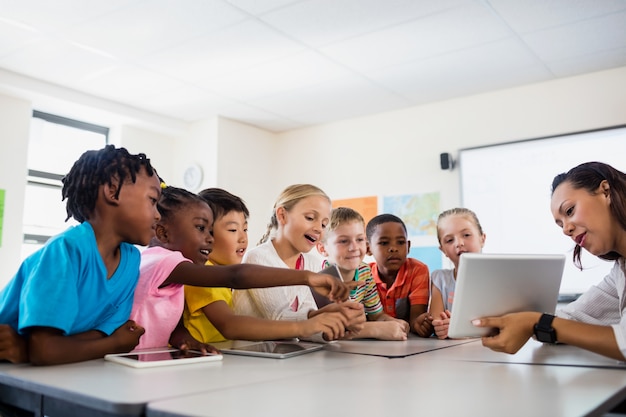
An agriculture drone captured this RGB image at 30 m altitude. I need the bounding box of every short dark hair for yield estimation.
[366,213,407,241]
[61,145,157,223]
[198,188,249,221]
[552,161,626,268]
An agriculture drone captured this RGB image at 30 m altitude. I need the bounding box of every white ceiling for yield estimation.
[0,0,625,133]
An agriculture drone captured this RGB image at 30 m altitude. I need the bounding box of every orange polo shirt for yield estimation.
[369,257,430,320]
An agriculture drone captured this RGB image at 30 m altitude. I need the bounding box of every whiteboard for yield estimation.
[459,125,626,295]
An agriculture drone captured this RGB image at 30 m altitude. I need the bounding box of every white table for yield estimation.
[3,338,626,417]
[324,334,475,357]
[425,337,626,369]
[0,350,385,417]
[145,349,626,417]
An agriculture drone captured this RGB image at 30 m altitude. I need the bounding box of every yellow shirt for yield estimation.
[183,260,233,343]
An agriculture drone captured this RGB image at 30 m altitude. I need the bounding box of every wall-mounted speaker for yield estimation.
[440,152,455,170]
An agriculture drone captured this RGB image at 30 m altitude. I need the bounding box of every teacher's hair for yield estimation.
[551,161,626,268]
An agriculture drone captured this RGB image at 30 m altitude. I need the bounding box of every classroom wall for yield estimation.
[0,66,625,288]
[216,117,278,244]
[0,95,31,283]
[261,66,626,237]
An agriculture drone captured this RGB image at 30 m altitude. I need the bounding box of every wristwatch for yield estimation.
[534,313,557,344]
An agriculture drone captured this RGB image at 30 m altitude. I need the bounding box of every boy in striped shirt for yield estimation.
[316,207,409,340]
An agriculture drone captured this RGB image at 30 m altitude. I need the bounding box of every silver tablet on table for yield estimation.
[447,253,565,339]
[217,340,325,359]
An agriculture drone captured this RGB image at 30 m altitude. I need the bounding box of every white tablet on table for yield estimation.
[447,253,565,339]
[105,348,223,368]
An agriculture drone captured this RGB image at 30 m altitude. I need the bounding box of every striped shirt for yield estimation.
[322,261,383,316]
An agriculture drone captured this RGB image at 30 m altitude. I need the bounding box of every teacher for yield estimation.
[474,161,626,361]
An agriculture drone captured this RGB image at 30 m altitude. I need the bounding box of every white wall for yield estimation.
[1,66,625,288]
[217,117,278,244]
[0,95,31,286]
[268,66,626,230]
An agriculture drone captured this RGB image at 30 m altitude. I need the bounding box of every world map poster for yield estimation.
[383,192,442,271]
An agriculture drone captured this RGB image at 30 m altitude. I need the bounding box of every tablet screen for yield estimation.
[233,342,307,354]
[126,350,208,362]
[219,341,325,359]
[105,349,223,368]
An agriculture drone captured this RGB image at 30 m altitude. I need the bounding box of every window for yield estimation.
[22,111,108,259]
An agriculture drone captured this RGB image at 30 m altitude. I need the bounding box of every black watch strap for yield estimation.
[534,313,557,344]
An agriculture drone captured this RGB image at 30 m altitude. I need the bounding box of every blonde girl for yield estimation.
[234,184,365,336]
[430,208,486,339]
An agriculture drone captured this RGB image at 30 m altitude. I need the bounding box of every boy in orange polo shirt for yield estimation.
[366,214,433,337]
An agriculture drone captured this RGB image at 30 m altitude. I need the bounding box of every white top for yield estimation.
[431,268,456,311]
[557,258,626,358]
[233,240,323,321]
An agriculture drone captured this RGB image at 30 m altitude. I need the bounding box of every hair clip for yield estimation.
[160,182,167,189]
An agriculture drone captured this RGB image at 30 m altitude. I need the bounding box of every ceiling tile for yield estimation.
[320,2,513,72]
[0,38,118,86]
[0,19,42,57]
[249,75,410,124]
[259,0,470,47]
[142,19,305,81]
[546,47,626,77]
[366,38,554,103]
[75,65,189,105]
[197,51,354,101]
[521,10,626,62]
[227,0,302,15]
[0,0,137,30]
[59,0,247,58]
[488,0,626,33]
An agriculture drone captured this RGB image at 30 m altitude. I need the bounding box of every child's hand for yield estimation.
[374,320,409,341]
[414,312,434,337]
[169,323,220,355]
[306,271,350,302]
[302,312,349,341]
[432,310,451,339]
[111,320,145,352]
[0,324,28,363]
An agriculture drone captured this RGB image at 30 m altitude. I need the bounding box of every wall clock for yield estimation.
[183,163,203,190]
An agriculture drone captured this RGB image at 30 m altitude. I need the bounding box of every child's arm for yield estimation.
[311,302,366,335]
[166,263,352,302]
[345,321,408,341]
[430,285,450,339]
[26,321,144,366]
[0,324,28,363]
[203,300,349,341]
[409,303,430,336]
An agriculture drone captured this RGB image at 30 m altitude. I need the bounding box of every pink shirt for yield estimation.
[131,246,188,349]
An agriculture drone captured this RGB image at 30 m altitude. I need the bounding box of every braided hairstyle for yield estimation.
[61,145,157,223]
[158,186,208,224]
[198,188,249,221]
[551,161,626,269]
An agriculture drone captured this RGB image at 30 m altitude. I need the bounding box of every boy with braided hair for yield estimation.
[0,145,161,365]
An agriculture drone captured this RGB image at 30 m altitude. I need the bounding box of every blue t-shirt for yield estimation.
[0,222,140,336]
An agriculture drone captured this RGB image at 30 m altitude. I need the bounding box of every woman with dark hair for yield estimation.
[474,161,626,361]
